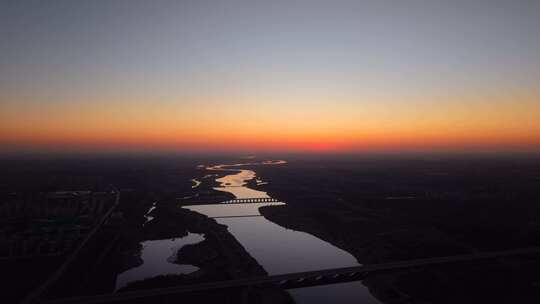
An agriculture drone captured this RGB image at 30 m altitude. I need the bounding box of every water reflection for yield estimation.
[214,184,268,199]
[191,178,201,188]
[216,169,255,187]
[185,202,284,218]
[213,169,268,198]
[184,159,379,303]
[184,202,359,275]
[290,281,380,304]
[206,160,285,199]
[142,202,156,227]
[115,233,204,290]
[217,216,359,274]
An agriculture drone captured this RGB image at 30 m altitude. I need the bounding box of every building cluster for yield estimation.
[0,189,117,259]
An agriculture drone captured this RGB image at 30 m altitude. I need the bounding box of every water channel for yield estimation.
[116,160,380,303]
[115,233,205,290]
[184,160,380,304]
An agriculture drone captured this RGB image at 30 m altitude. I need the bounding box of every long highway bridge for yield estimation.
[221,197,281,204]
[44,246,540,304]
[180,196,282,205]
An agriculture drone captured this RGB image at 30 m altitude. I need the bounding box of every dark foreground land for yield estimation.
[0,154,290,303]
[1,153,540,303]
[252,153,540,303]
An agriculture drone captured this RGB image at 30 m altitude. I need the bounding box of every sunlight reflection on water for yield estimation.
[115,233,204,290]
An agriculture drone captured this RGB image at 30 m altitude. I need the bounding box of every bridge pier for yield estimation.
[218,197,280,204]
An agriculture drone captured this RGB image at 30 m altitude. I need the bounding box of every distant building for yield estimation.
[0,188,117,259]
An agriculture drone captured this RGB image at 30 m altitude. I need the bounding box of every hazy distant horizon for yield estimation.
[1,146,539,161]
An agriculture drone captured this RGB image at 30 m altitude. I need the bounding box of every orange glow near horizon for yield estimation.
[3,1,540,155]
[2,91,540,153]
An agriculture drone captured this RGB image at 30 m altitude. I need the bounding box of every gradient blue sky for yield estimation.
[1,0,540,152]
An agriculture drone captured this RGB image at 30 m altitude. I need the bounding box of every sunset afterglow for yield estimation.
[1,1,539,154]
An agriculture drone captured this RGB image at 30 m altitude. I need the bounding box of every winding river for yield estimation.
[116,159,379,303]
[184,160,380,304]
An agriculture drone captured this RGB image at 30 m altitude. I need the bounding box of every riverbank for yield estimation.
[117,193,295,303]
[250,156,540,303]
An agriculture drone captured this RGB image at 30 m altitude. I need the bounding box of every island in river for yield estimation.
[114,159,379,303]
[111,156,540,303]
[4,154,540,303]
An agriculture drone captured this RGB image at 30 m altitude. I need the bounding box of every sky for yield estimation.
[1,0,540,154]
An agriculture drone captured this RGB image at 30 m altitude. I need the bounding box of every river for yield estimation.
[116,159,379,303]
[183,160,380,304]
[115,233,204,290]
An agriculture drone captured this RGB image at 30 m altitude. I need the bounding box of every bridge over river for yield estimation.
[222,197,281,204]
[30,159,540,304]
[44,246,540,304]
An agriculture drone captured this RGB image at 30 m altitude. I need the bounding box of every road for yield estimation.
[45,245,540,304]
[24,187,121,304]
